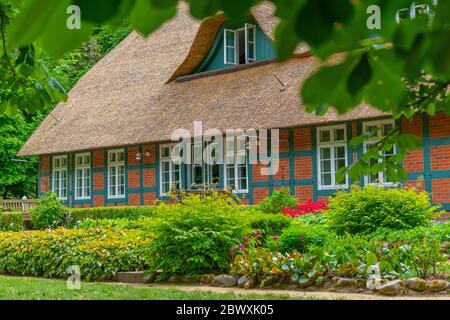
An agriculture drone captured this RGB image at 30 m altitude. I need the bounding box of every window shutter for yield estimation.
[245,23,256,63]
[224,29,236,65]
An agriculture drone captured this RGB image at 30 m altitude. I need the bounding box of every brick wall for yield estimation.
[295,185,313,203]
[402,116,424,173]
[273,158,289,181]
[431,145,450,171]
[294,127,311,151]
[252,187,269,204]
[295,157,313,179]
[430,113,450,138]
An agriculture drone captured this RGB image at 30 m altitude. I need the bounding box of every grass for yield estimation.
[0,276,294,300]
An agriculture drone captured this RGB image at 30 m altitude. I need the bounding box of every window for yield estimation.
[224,24,256,65]
[225,136,248,193]
[75,153,91,200]
[108,150,125,199]
[317,125,348,190]
[160,144,181,196]
[363,119,397,186]
[52,155,68,200]
[190,141,221,187]
[224,29,236,65]
[395,1,436,23]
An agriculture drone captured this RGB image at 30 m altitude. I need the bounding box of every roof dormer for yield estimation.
[193,18,276,74]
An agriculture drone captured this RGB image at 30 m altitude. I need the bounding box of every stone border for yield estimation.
[116,272,450,297]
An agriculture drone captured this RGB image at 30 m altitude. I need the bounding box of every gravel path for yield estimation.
[144,284,450,300]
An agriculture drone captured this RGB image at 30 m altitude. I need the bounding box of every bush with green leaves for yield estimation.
[76,216,161,233]
[368,222,450,244]
[0,228,152,281]
[327,186,441,235]
[68,206,156,226]
[29,192,68,230]
[279,219,334,254]
[146,196,247,276]
[0,212,24,231]
[257,188,297,214]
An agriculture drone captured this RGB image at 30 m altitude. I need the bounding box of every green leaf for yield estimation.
[301,56,360,114]
[221,0,256,20]
[274,21,300,62]
[321,0,354,24]
[187,0,221,20]
[130,0,177,36]
[366,252,377,266]
[295,0,334,47]
[73,0,124,24]
[347,53,372,96]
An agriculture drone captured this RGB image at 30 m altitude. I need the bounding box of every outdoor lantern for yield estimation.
[135,152,151,161]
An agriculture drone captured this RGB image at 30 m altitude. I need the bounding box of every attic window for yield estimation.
[224,23,256,65]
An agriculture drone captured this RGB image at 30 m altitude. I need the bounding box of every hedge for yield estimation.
[0,212,24,231]
[0,228,153,281]
[68,206,156,225]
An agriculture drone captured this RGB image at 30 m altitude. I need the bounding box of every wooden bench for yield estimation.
[1,199,37,222]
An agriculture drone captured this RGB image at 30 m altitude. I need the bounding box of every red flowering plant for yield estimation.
[281,199,327,218]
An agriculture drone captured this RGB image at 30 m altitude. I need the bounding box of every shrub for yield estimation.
[257,188,297,214]
[29,192,68,230]
[0,212,24,231]
[68,206,156,226]
[147,196,247,276]
[247,212,292,239]
[0,228,152,281]
[327,186,441,235]
[76,216,161,233]
[279,220,334,253]
[368,222,450,243]
[295,212,328,225]
[281,199,327,217]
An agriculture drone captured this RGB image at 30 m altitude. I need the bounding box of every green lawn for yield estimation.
[0,276,293,300]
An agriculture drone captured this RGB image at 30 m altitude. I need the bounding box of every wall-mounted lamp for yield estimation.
[135,152,151,161]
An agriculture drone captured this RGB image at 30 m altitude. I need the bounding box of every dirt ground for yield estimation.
[145,284,450,300]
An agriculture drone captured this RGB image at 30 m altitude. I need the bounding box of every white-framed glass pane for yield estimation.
[334,128,345,142]
[319,130,331,143]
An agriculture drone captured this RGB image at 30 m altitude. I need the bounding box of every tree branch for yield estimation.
[0,8,16,76]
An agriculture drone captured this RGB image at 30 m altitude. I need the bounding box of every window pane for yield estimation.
[321,173,332,186]
[319,130,331,143]
[226,30,235,47]
[334,128,345,141]
[335,146,346,159]
[383,123,393,136]
[320,147,331,160]
[226,47,235,64]
[109,153,116,163]
[321,160,331,173]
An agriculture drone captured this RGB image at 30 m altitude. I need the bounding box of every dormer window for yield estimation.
[224,23,256,65]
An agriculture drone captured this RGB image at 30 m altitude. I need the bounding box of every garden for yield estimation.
[0,186,449,297]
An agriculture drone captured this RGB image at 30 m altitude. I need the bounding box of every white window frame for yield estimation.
[160,144,182,196]
[224,136,248,193]
[363,119,398,187]
[74,153,91,200]
[244,23,256,64]
[316,125,349,190]
[52,155,68,200]
[224,24,257,66]
[224,29,237,65]
[108,149,126,199]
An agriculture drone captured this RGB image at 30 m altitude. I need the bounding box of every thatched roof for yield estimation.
[19,2,384,157]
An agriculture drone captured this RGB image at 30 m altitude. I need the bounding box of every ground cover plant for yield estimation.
[0,228,152,281]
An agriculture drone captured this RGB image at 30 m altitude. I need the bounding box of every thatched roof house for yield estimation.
[19,3,450,210]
